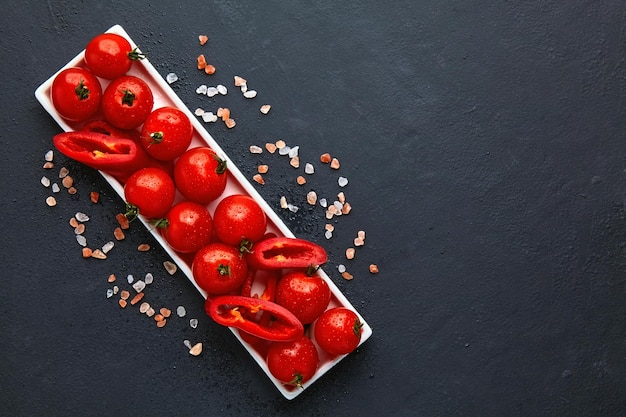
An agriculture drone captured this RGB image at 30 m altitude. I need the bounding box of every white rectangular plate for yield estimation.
[35,24,372,400]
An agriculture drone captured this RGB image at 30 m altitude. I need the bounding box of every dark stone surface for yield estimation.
[1,1,625,416]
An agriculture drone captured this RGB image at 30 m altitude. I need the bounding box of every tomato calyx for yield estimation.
[353,319,364,337]
[146,131,164,147]
[128,47,147,61]
[239,238,254,257]
[214,154,228,174]
[124,202,140,222]
[120,88,137,106]
[217,263,231,276]
[74,79,91,100]
[286,372,305,388]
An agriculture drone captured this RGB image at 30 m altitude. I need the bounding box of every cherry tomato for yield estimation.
[213,194,267,247]
[266,335,319,387]
[123,167,175,219]
[84,33,145,80]
[192,243,248,294]
[174,147,228,205]
[51,67,102,121]
[313,307,363,356]
[140,107,193,161]
[275,271,331,324]
[101,75,154,129]
[158,201,213,254]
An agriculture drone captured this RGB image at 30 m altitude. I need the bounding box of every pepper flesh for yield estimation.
[206,295,304,342]
[247,237,327,270]
[53,130,169,182]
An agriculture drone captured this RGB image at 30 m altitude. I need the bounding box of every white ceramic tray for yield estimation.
[35,24,372,400]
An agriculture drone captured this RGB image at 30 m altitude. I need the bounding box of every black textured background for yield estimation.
[1,1,625,416]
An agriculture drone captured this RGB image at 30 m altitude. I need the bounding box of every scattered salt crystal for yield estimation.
[240,84,248,93]
[164,261,177,275]
[260,105,271,114]
[75,212,89,222]
[76,235,87,247]
[325,230,333,239]
[58,167,69,178]
[106,289,113,298]
[289,156,300,168]
[275,140,286,149]
[334,201,343,212]
[196,84,208,94]
[132,280,146,293]
[307,191,317,205]
[189,342,203,356]
[338,176,349,187]
[202,112,218,123]
[249,145,263,154]
[183,339,192,349]
[51,183,60,193]
[346,248,356,260]
[194,108,205,116]
[41,176,50,187]
[319,198,328,208]
[216,84,227,95]
[127,275,134,284]
[146,307,155,317]
[243,90,257,98]
[139,302,150,313]
[190,318,198,329]
[177,306,187,317]
[144,272,154,284]
[206,87,219,97]
[288,204,299,213]
[45,150,54,162]
[234,76,247,86]
[280,196,288,209]
[305,163,315,174]
[166,73,178,84]
[113,285,119,295]
[278,146,291,156]
[288,146,299,158]
[338,264,346,273]
[102,241,114,253]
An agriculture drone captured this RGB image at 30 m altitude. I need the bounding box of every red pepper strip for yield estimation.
[206,295,304,342]
[52,131,168,182]
[81,120,140,140]
[247,237,327,270]
[240,268,256,298]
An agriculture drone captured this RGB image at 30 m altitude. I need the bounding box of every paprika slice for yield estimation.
[206,295,304,342]
[247,237,328,270]
[53,130,169,182]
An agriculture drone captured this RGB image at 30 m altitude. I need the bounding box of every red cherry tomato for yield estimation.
[213,194,267,247]
[174,147,228,205]
[51,67,102,121]
[313,307,363,356]
[158,201,213,253]
[84,33,145,80]
[275,271,331,324]
[123,167,175,219]
[101,75,154,129]
[192,243,248,294]
[140,107,193,161]
[266,335,319,387]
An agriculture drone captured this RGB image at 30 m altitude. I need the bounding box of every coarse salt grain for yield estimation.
[243,90,257,99]
[369,264,379,274]
[288,146,299,158]
[319,198,328,208]
[130,292,144,305]
[108,274,116,283]
[249,145,263,154]
[346,248,356,259]
[289,156,300,168]
[225,118,236,129]
[204,65,216,75]
[337,264,346,273]
[146,307,155,317]
[138,243,150,252]
[199,35,208,45]
[325,230,333,239]
[75,212,89,222]
[202,112,218,123]
[265,143,277,153]
[257,165,269,174]
[140,302,150,313]
[194,108,205,116]
[330,158,341,169]
[177,306,187,317]
[120,290,130,300]
[260,104,271,114]
[297,176,306,185]
[144,272,154,284]
[74,224,85,235]
[252,174,265,185]
[45,150,54,162]
[132,280,146,293]
[207,86,219,97]
[189,342,203,356]
[342,271,354,280]
[58,167,69,178]
[166,73,178,84]
[217,84,227,95]
[106,289,113,298]
[41,176,50,187]
[190,318,198,329]
[305,163,315,174]
[338,177,349,187]
[91,249,107,259]
[320,153,332,163]
[102,241,114,253]
[196,84,208,94]
[127,274,134,284]
[114,227,125,240]
[234,76,247,86]
[52,183,60,193]
[307,191,317,205]
[164,261,177,275]
[43,162,54,169]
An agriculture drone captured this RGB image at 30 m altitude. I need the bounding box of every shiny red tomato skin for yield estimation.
[160,201,213,253]
[213,194,267,246]
[140,107,193,161]
[123,167,175,219]
[174,147,227,204]
[275,271,331,324]
[313,307,363,356]
[266,336,319,387]
[101,75,154,129]
[51,67,102,121]
[84,33,134,79]
[192,243,248,294]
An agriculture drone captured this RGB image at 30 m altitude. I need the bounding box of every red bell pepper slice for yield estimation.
[206,295,304,342]
[247,237,327,270]
[52,130,168,182]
